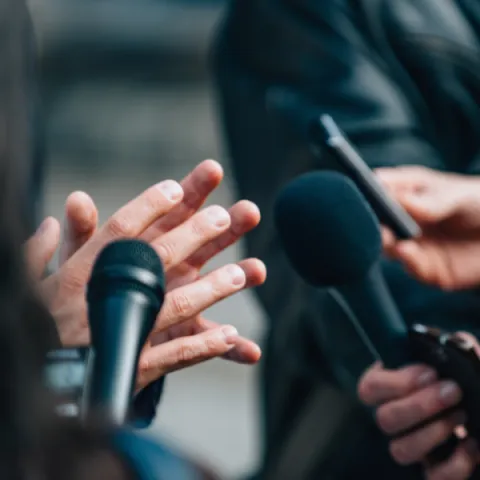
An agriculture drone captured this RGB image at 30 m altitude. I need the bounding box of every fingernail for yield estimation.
[417,369,437,387]
[207,206,230,227]
[157,180,183,201]
[37,217,51,234]
[227,265,246,286]
[222,326,238,344]
[439,381,462,404]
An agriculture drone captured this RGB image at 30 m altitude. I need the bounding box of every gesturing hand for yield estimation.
[27,160,265,391]
[376,166,480,290]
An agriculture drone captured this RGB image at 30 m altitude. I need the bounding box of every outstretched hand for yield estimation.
[26,160,265,391]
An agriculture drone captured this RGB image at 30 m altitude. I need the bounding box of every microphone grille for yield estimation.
[92,239,163,278]
[275,171,382,287]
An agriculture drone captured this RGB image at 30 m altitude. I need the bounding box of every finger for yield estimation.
[455,332,480,357]
[150,315,262,365]
[375,166,433,195]
[426,439,478,480]
[25,217,61,279]
[237,257,267,288]
[185,200,261,269]
[155,263,247,332]
[389,411,465,465]
[151,258,265,342]
[195,317,262,364]
[358,363,437,406]
[142,160,224,242]
[153,205,231,271]
[381,226,397,256]
[66,180,183,283]
[391,240,441,287]
[59,191,98,265]
[149,258,265,360]
[376,380,462,435]
[137,325,239,389]
[399,192,455,224]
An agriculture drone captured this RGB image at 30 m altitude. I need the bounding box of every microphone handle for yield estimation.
[333,265,411,369]
[334,269,462,465]
[87,292,156,424]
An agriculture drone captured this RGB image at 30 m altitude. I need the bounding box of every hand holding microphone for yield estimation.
[275,171,480,476]
[359,360,478,480]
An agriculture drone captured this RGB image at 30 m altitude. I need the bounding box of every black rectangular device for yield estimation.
[309,114,421,240]
[44,347,94,418]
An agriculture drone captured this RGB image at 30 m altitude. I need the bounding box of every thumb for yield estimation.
[59,191,98,266]
[398,190,457,225]
[25,217,61,280]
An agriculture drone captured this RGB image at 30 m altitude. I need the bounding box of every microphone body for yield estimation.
[88,291,158,424]
[330,265,410,368]
[86,241,165,424]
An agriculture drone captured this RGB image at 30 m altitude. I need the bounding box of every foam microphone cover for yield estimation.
[274,171,382,288]
[275,171,411,370]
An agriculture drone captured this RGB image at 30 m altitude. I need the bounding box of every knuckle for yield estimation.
[389,440,414,465]
[376,406,397,435]
[204,335,222,353]
[137,355,151,375]
[357,377,377,405]
[191,215,209,237]
[176,342,197,364]
[437,275,455,291]
[61,263,89,292]
[437,462,471,480]
[171,293,193,318]
[106,216,134,238]
[409,397,432,423]
[156,242,174,267]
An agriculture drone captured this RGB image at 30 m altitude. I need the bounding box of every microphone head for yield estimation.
[87,239,165,311]
[274,171,382,287]
[92,238,164,278]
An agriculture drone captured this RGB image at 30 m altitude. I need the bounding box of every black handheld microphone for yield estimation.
[274,171,410,368]
[275,171,480,460]
[85,239,165,424]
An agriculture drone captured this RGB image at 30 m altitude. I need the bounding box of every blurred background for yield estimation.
[28,0,267,477]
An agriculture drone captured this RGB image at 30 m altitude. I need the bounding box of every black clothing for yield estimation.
[213,1,480,478]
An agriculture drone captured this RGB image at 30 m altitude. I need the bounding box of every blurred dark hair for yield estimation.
[0,1,136,478]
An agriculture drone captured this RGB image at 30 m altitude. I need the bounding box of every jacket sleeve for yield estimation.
[130,377,165,428]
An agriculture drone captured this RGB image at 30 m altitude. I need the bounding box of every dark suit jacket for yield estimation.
[213,0,480,478]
